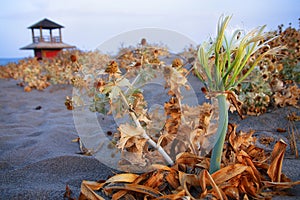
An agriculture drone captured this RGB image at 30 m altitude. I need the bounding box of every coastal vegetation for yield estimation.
[1,16,299,199]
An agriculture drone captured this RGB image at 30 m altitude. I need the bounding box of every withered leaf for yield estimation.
[226,90,244,119]
[64,184,76,200]
[104,183,162,198]
[267,139,287,182]
[157,190,186,199]
[228,124,255,152]
[224,186,239,200]
[211,164,248,185]
[105,173,139,184]
[118,123,144,137]
[80,180,105,200]
[201,170,224,200]
[163,65,188,98]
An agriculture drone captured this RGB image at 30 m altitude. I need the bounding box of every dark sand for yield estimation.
[0,77,299,199]
[0,79,114,199]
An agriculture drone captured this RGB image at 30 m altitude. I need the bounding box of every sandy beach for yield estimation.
[0,79,115,199]
[0,73,299,199]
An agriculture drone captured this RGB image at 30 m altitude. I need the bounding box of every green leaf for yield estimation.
[109,85,121,100]
[117,78,132,87]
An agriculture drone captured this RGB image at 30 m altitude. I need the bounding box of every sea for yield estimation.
[0,58,24,66]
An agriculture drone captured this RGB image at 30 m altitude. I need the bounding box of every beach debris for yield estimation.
[287,112,300,121]
[259,135,275,147]
[72,137,93,156]
[64,184,76,200]
[34,105,42,110]
[276,128,287,133]
[24,85,32,92]
[65,96,74,110]
[16,82,24,87]
[287,112,300,158]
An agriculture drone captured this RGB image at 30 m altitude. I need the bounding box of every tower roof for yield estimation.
[20,42,76,50]
[28,18,64,29]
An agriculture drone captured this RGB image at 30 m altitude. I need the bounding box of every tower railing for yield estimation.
[33,36,62,43]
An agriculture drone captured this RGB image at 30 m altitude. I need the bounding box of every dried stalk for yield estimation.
[119,91,174,166]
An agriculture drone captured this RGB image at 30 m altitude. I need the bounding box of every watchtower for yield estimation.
[21,18,75,59]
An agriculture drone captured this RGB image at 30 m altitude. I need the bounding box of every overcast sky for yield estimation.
[0,0,299,58]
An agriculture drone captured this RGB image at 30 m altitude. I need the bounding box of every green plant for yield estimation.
[195,15,280,173]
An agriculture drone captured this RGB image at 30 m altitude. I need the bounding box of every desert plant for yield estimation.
[234,25,300,116]
[69,45,180,170]
[194,15,281,173]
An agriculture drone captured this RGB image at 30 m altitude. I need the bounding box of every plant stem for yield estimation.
[119,91,174,166]
[209,94,228,174]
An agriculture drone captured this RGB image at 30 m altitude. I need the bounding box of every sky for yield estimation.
[0,0,299,58]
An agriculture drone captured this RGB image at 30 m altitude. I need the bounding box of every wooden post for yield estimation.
[39,27,43,42]
[50,29,53,42]
[31,28,35,43]
[59,28,62,42]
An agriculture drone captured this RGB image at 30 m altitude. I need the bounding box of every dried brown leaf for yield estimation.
[117,123,145,151]
[267,139,287,182]
[73,137,94,156]
[240,176,259,197]
[287,112,300,121]
[202,170,225,200]
[164,96,181,135]
[245,145,267,162]
[224,186,239,200]
[157,190,186,199]
[163,65,188,98]
[276,128,287,133]
[105,173,139,184]
[244,156,263,184]
[287,113,299,158]
[176,152,203,167]
[151,164,173,171]
[144,170,167,189]
[111,190,128,200]
[226,91,244,119]
[118,139,148,170]
[104,183,162,198]
[273,84,300,107]
[211,164,248,185]
[262,180,300,188]
[165,169,180,189]
[80,180,105,200]
[178,171,200,199]
[228,124,255,152]
[64,184,76,200]
[118,123,144,137]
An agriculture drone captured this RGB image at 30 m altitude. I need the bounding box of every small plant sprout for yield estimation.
[195,15,281,173]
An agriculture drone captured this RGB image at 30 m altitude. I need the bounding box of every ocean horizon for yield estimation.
[0,57,24,66]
